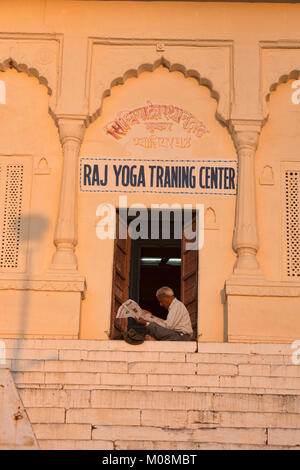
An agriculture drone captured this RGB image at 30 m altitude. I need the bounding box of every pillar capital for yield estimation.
[229,120,262,152]
[56,115,87,145]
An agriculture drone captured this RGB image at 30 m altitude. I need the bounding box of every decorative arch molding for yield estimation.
[0,58,51,95]
[89,57,221,124]
[260,41,300,119]
[87,38,233,124]
[0,33,63,111]
[266,69,300,101]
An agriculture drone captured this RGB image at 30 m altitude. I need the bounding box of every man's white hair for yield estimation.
[156,286,175,298]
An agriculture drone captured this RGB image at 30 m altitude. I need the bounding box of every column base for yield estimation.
[229,248,264,281]
[46,264,80,276]
[48,246,78,274]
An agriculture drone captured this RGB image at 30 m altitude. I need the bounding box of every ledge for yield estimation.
[0,273,86,299]
[0,338,296,354]
[0,338,197,353]
[225,279,300,297]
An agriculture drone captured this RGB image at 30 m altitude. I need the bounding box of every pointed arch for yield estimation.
[266,69,300,103]
[89,57,222,125]
[0,58,52,96]
[0,57,60,129]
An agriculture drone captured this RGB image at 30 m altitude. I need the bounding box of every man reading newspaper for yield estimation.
[117,287,193,341]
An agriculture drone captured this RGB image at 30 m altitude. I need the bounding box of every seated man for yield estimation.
[135,286,193,341]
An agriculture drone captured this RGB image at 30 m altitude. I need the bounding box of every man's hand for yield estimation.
[135,318,148,326]
[142,310,152,316]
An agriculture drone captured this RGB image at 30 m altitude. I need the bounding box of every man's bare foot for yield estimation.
[145,334,156,341]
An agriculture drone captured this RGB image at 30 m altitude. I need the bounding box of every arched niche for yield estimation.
[87,36,233,124]
[78,64,237,341]
[0,67,62,276]
[89,58,223,124]
[257,77,300,282]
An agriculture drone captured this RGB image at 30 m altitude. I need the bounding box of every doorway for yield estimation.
[130,239,181,320]
[110,208,198,339]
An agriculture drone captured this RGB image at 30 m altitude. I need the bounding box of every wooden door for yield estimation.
[181,214,198,339]
[110,213,131,338]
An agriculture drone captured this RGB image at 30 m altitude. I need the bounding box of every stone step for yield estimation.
[0,338,196,352]
[1,338,295,354]
[37,439,300,450]
[114,441,300,451]
[11,371,300,391]
[14,383,300,395]
[25,406,300,429]
[2,345,296,368]
[2,338,299,449]
[18,388,300,413]
[3,354,295,373]
[39,439,114,450]
[89,425,300,447]
[92,424,267,445]
[8,359,300,376]
[31,422,268,445]
[187,353,294,365]
[2,350,295,369]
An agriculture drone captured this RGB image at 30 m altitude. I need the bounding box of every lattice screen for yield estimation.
[0,165,24,269]
[0,157,31,272]
[285,170,300,278]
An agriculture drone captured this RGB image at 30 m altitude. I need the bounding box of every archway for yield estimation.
[78,64,236,341]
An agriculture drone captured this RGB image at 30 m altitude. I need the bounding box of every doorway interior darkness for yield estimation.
[130,238,181,320]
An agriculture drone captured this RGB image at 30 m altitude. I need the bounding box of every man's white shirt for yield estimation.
[158,297,193,336]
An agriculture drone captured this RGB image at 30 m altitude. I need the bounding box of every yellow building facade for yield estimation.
[0,0,300,343]
[1,0,300,451]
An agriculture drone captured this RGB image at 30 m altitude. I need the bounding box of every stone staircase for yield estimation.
[1,338,300,450]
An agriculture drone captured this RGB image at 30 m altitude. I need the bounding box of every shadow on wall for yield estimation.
[220,288,228,342]
[12,214,49,365]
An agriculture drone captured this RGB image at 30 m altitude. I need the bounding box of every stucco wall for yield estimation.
[0,1,300,340]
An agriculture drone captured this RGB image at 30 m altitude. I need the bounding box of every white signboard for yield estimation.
[80,157,237,196]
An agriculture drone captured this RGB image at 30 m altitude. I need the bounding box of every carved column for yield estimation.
[49,116,86,273]
[230,121,264,279]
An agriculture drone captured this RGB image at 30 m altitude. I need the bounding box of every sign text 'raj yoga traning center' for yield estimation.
[1,0,300,451]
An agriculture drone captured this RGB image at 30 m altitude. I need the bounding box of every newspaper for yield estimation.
[116,299,166,326]
[116,299,143,319]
